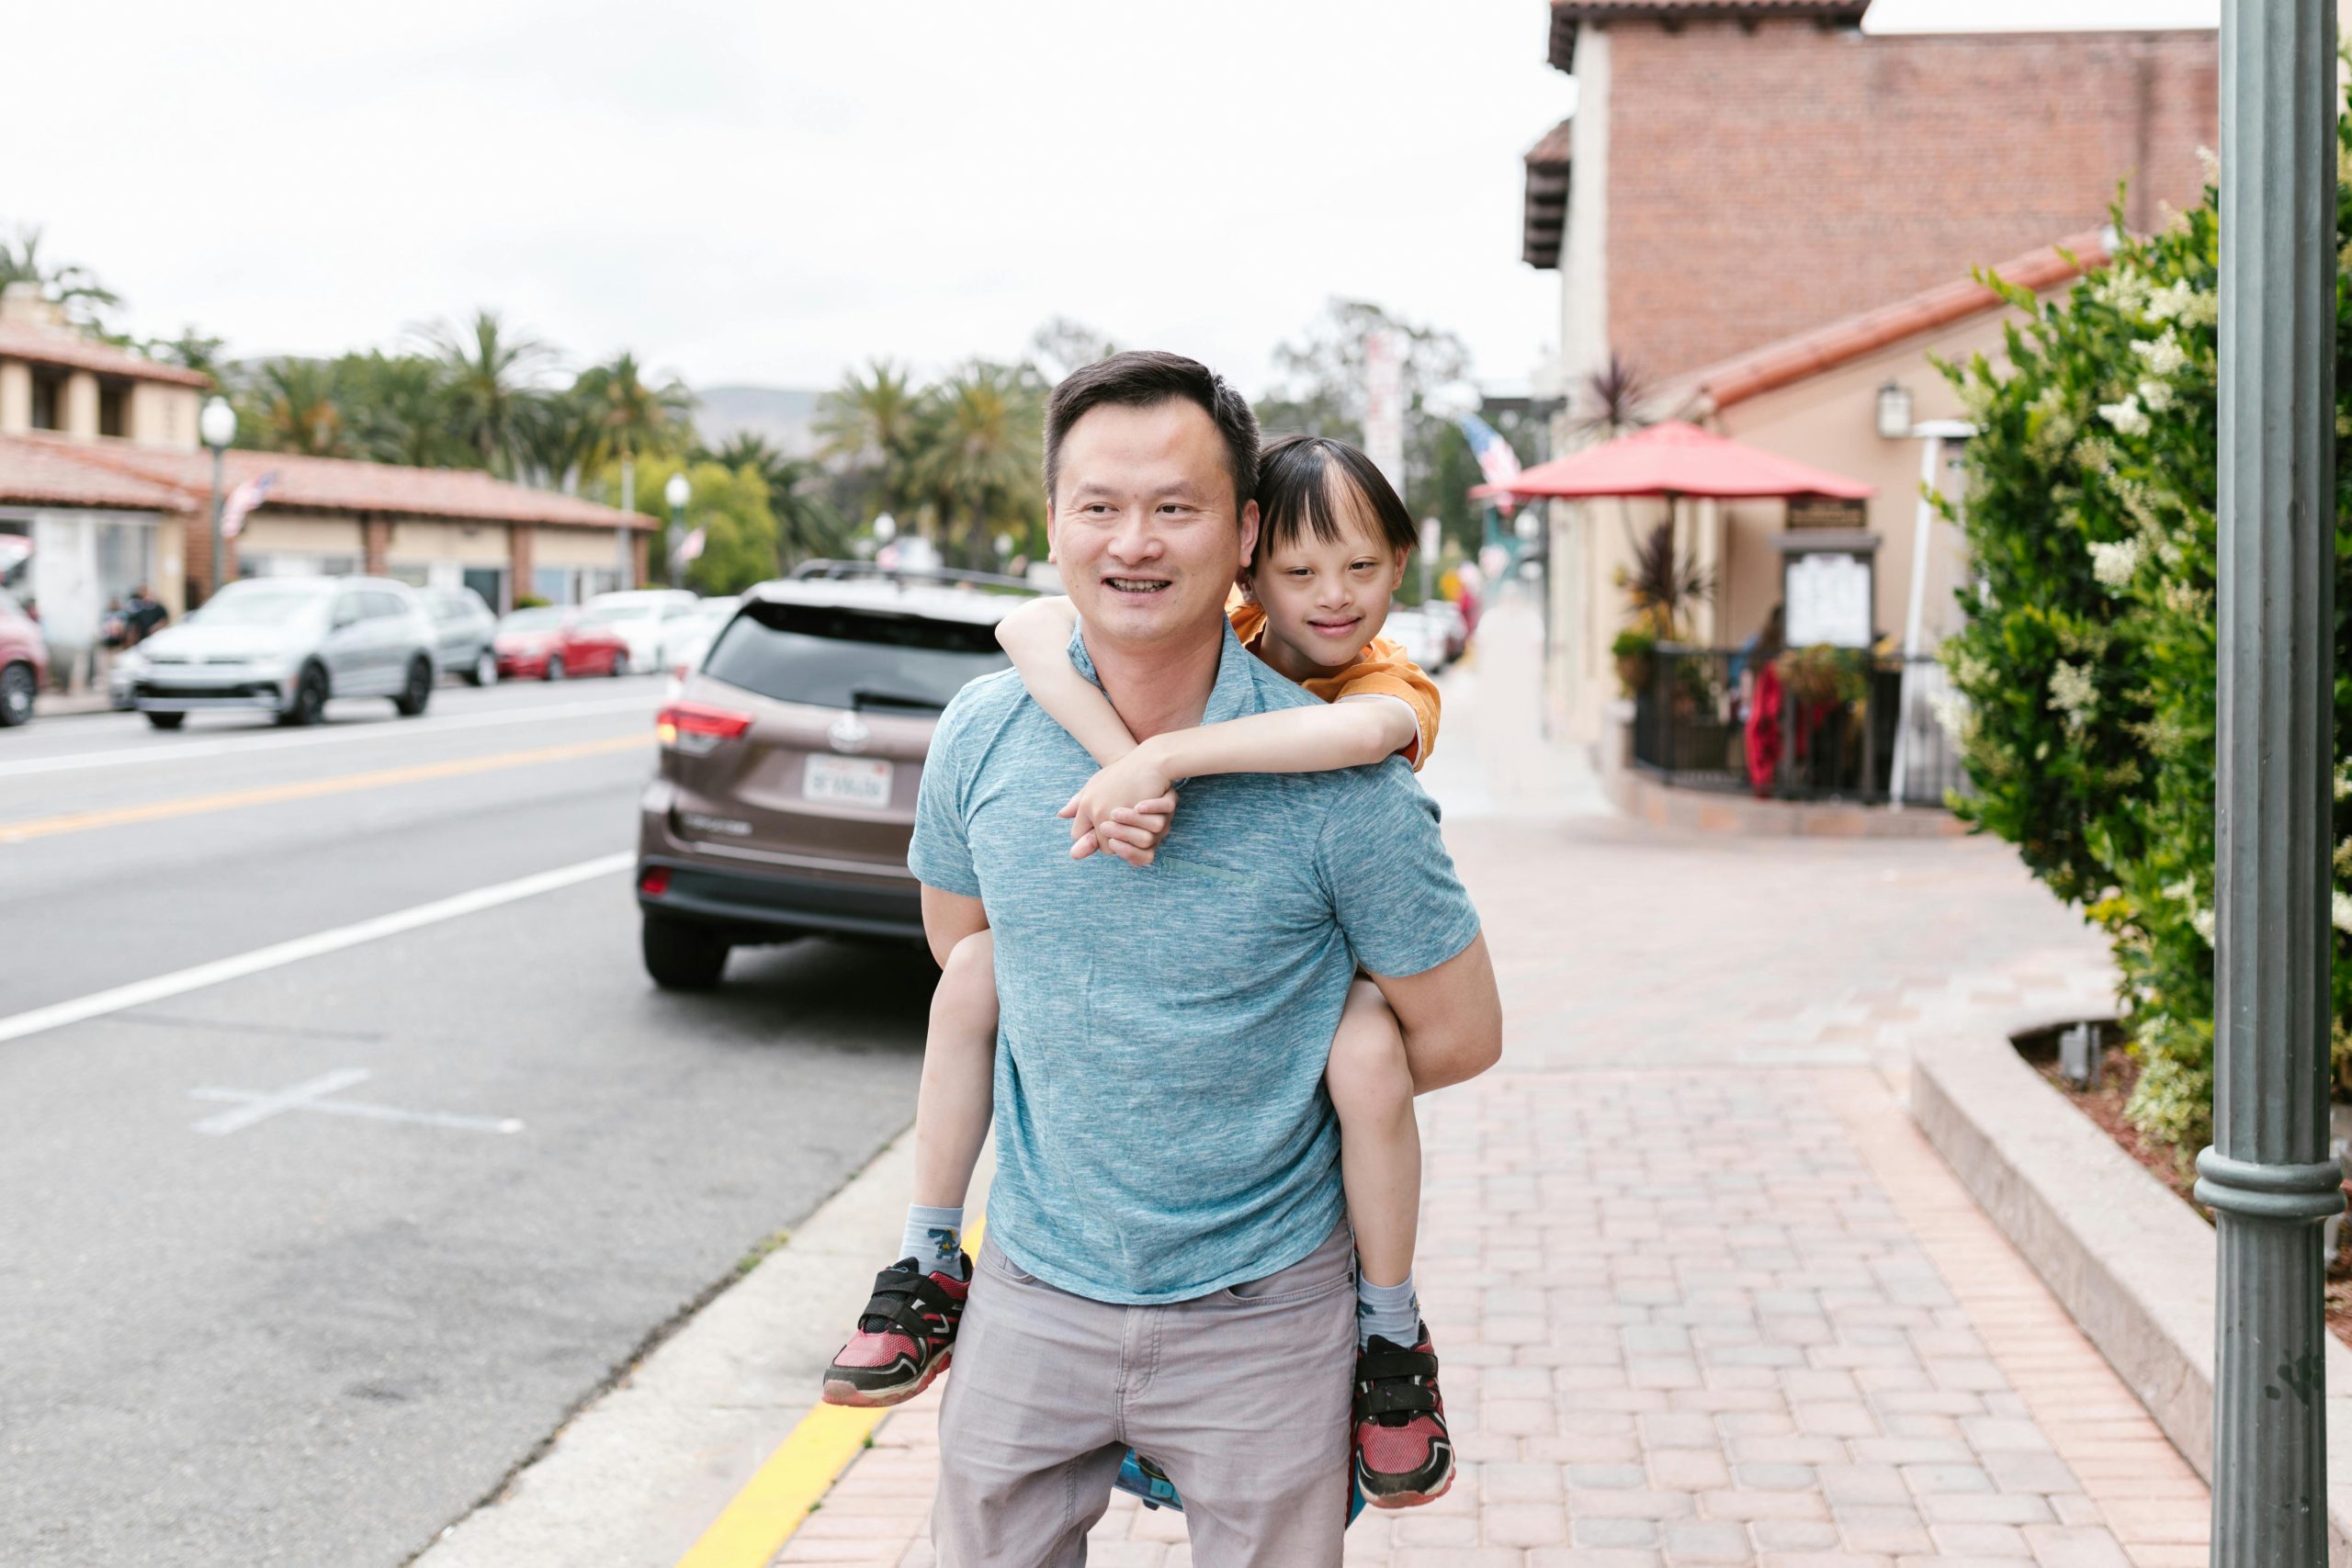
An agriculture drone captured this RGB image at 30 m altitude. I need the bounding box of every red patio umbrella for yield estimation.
[1470,421,1873,502]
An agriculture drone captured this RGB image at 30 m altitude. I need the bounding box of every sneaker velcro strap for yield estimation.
[1355,1378,1440,1421]
[857,1269,958,1339]
[1359,1347,1438,1383]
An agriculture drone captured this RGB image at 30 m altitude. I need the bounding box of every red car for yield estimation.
[0,588,47,727]
[492,606,632,681]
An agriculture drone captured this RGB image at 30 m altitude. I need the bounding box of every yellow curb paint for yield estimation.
[0,733,650,843]
[675,1214,984,1568]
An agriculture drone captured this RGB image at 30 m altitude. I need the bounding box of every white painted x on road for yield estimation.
[188,1067,525,1137]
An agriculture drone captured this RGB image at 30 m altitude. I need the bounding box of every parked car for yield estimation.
[636,562,1034,989]
[659,595,740,674]
[492,606,631,681]
[586,589,696,675]
[0,588,48,728]
[422,585,500,685]
[1425,599,1469,663]
[1383,607,1449,674]
[131,575,438,729]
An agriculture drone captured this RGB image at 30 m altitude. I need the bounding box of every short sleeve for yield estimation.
[1315,770,1481,977]
[907,700,980,897]
[1336,639,1439,775]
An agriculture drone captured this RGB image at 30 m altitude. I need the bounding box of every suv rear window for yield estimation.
[702,600,1010,714]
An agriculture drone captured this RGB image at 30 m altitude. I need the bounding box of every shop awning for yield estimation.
[1471,420,1874,502]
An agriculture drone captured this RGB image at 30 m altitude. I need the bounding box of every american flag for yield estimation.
[220,471,278,539]
[1455,414,1520,517]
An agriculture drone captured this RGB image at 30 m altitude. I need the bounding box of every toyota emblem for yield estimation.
[829,714,871,754]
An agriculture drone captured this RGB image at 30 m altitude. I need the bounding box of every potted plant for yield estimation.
[1611,626,1657,696]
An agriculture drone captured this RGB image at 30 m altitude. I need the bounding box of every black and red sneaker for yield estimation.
[821,1256,970,1407]
[1352,1324,1455,1508]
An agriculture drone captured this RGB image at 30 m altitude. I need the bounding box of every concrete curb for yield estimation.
[1911,1024,2352,1555]
[413,1128,985,1568]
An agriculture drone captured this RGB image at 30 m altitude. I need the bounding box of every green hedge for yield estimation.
[1938,133,2352,1153]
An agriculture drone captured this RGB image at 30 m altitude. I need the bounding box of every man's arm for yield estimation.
[1366,931,1502,1095]
[994,595,1136,767]
[920,885,989,971]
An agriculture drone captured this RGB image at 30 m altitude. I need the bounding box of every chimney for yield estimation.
[0,282,69,331]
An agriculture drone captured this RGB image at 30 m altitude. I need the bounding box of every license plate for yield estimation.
[803,754,894,808]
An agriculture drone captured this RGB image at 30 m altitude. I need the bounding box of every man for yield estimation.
[908,351,1502,1564]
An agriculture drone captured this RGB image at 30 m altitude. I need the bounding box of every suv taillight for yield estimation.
[656,701,753,756]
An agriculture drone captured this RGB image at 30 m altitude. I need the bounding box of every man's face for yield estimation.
[1048,400,1258,650]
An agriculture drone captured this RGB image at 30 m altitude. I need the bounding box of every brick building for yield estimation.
[1518,0,2217,743]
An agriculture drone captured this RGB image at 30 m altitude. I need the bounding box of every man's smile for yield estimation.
[1104,574,1173,596]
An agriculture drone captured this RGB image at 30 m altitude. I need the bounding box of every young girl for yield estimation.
[823,434,1456,1508]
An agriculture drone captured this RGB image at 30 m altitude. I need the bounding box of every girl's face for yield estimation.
[1244,488,1408,682]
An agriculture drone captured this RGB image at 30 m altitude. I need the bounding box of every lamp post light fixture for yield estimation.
[1874,380,1914,440]
[664,470,691,585]
[198,395,237,603]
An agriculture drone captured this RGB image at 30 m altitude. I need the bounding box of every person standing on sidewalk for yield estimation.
[905,352,1502,1566]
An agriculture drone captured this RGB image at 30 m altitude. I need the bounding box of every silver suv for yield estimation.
[636,562,1034,989]
[131,575,439,729]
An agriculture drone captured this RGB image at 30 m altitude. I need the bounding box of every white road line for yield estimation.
[189,1067,374,1135]
[0,694,655,781]
[0,852,633,1046]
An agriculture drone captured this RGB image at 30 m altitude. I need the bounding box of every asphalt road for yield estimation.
[0,674,938,1567]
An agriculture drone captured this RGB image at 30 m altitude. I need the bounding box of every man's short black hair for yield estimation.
[1043,350,1260,513]
[1253,434,1420,558]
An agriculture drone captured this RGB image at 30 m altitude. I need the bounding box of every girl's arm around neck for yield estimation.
[994,594,1136,767]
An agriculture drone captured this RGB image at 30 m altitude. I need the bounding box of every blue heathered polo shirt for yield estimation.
[908,618,1482,1304]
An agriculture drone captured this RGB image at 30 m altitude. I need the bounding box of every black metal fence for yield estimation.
[1629,643,1966,808]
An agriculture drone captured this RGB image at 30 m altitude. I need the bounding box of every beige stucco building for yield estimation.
[0,284,650,688]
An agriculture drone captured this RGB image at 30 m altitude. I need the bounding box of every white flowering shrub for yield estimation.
[1938,146,2352,1153]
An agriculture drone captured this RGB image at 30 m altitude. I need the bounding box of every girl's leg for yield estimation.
[1325,977,1419,1292]
[912,930,1000,1212]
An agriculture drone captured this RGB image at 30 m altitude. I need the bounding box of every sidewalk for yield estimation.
[766,593,2207,1566]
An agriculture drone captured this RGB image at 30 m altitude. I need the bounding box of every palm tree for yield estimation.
[521,384,606,495]
[701,433,850,568]
[574,352,694,503]
[418,310,555,476]
[814,359,922,520]
[0,224,121,329]
[244,358,350,457]
[338,352,459,468]
[912,363,1045,567]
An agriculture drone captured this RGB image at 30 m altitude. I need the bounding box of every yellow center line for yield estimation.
[0,733,651,844]
[675,1213,986,1568]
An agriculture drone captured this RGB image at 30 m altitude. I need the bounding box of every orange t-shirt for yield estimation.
[1226,592,1442,771]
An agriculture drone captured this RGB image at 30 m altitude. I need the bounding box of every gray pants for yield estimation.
[933,1223,1357,1567]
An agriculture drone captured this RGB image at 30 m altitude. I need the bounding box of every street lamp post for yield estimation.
[2199,4,2340,1563]
[664,471,690,586]
[617,455,636,592]
[198,396,236,604]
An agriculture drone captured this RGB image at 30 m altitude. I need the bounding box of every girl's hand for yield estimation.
[1059,747,1179,865]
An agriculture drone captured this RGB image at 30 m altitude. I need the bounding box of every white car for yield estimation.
[130,575,439,729]
[586,589,697,675]
[1382,608,1449,674]
[657,596,740,673]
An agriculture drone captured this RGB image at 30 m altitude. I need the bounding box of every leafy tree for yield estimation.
[575,351,695,503]
[418,310,555,477]
[145,328,229,387]
[0,223,120,330]
[1028,317,1119,383]
[1939,140,2352,1152]
[1255,299,1472,527]
[335,352,462,468]
[914,361,1046,568]
[617,454,778,595]
[240,358,351,457]
[816,358,923,525]
[699,433,850,568]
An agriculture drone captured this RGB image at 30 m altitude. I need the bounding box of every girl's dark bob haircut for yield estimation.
[1252,434,1419,560]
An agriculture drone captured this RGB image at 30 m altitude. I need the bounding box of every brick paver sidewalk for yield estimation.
[772,597,2208,1566]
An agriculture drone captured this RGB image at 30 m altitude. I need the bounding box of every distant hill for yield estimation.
[693,385,824,457]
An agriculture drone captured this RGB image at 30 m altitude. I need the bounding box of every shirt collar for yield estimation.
[1067,615,1257,729]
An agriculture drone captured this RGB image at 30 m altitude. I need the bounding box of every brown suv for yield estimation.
[636,562,1034,989]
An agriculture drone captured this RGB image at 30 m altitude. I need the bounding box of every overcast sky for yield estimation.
[9,1,2218,399]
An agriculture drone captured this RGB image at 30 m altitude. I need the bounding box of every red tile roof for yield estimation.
[0,321,213,389]
[0,434,652,530]
[1672,227,2113,412]
[0,437,196,512]
[1549,0,1871,70]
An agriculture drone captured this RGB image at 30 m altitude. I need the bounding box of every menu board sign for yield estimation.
[1784,550,1873,649]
